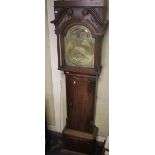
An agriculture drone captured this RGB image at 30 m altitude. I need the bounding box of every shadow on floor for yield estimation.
[46,140,103,155]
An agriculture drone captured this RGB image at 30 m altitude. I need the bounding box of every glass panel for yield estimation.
[65,25,95,68]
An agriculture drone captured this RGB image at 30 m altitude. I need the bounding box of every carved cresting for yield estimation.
[83,14,99,30]
[51,8,73,32]
[82,8,105,25]
[51,8,73,24]
[82,8,108,32]
[51,7,108,35]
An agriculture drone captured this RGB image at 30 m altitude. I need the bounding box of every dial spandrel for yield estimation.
[65,25,95,68]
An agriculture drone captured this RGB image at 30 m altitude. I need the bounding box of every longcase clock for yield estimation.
[51,0,107,154]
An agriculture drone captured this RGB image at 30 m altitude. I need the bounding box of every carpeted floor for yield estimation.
[46,140,103,155]
[45,130,104,155]
[46,147,103,155]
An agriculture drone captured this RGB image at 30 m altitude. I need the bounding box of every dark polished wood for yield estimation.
[51,0,107,154]
[63,126,98,154]
[65,73,97,132]
[55,0,106,7]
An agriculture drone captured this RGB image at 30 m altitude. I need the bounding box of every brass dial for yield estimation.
[65,25,95,68]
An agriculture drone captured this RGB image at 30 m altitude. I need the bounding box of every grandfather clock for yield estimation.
[51,0,107,154]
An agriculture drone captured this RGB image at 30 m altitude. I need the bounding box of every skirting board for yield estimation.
[48,124,57,132]
[48,125,106,143]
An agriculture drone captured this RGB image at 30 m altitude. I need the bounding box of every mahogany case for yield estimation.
[51,0,107,154]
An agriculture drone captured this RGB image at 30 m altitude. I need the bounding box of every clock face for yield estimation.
[65,25,95,68]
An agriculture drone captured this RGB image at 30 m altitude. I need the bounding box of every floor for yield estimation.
[46,146,103,155]
[45,128,104,155]
[46,138,104,155]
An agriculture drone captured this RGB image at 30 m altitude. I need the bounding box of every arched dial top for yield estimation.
[65,25,95,68]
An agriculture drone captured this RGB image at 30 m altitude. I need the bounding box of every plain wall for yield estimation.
[45,1,55,125]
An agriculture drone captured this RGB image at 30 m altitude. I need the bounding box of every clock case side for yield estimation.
[51,2,108,75]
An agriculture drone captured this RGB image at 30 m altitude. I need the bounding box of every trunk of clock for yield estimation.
[62,72,98,154]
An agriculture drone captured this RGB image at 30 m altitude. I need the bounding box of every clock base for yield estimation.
[62,126,98,155]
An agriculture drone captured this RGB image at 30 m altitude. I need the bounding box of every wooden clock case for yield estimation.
[51,0,107,154]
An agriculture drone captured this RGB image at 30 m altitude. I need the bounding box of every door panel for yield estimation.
[66,73,96,132]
